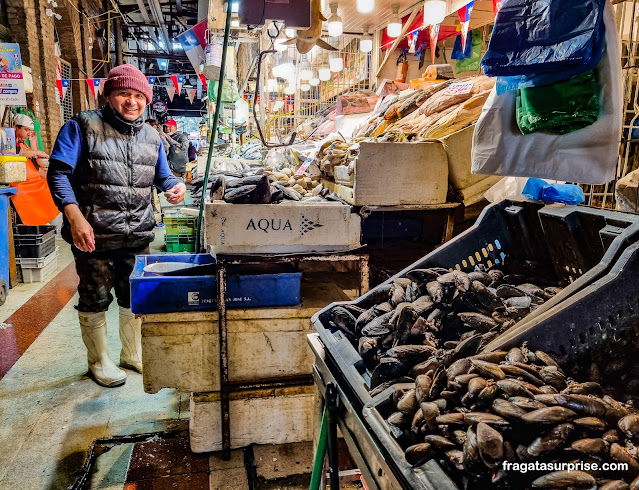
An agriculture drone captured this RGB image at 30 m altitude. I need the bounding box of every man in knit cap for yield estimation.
[47,64,186,388]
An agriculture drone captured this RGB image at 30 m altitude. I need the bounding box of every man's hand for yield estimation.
[64,204,95,252]
[165,182,186,204]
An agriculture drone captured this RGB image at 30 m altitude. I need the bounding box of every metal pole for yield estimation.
[216,260,231,459]
[195,3,233,252]
[114,18,124,66]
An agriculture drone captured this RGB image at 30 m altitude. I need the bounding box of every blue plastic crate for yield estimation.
[130,253,302,314]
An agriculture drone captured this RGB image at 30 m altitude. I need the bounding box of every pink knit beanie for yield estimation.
[103,64,153,103]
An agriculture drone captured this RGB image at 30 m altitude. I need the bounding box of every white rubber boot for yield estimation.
[119,307,143,373]
[79,311,127,387]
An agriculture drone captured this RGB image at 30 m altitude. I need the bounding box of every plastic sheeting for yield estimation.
[481,0,606,78]
[471,1,621,185]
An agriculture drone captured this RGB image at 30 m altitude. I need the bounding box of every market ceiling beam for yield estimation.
[135,0,152,23]
[123,51,189,60]
[375,5,420,79]
[147,0,172,51]
[175,0,182,14]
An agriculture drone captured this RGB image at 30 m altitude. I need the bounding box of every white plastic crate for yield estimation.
[19,249,58,283]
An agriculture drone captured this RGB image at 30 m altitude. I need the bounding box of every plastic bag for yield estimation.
[484,177,529,203]
[481,0,606,77]
[451,32,472,60]
[208,80,239,103]
[471,1,620,185]
[455,30,483,75]
[522,178,585,204]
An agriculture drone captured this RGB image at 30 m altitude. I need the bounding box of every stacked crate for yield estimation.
[13,225,58,282]
[163,211,196,253]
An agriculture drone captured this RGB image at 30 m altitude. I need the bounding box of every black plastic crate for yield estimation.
[485,239,639,365]
[13,225,56,258]
[311,197,639,408]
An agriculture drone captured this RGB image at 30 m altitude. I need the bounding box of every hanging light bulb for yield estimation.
[285,27,295,38]
[357,0,374,13]
[387,4,402,38]
[284,85,295,95]
[423,0,447,26]
[301,83,311,92]
[274,37,288,52]
[299,56,313,80]
[309,77,320,86]
[329,54,344,73]
[327,3,343,37]
[318,65,331,81]
[360,25,373,53]
[273,57,296,80]
[267,78,278,92]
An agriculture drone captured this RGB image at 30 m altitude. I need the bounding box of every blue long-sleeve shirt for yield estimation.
[47,119,181,210]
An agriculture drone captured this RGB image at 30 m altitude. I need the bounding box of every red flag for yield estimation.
[430,24,440,65]
[493,0,503,15]
[188,88,196,103]
[458,1,474,52]
[98,79,106,95]
[170,75,183,94]
[165,85,176,102]
[56,79,69,100]
[199,73,207,92]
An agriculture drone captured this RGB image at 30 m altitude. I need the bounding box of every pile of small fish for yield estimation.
[328,265,562,390]
[208,171,328,204]
[379,344,639,488]
[314,136,359,182]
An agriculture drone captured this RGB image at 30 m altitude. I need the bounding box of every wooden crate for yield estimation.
[141,282,350,394]
[204,201,361,255]
[189,384,315,453]
[321,141,449,206]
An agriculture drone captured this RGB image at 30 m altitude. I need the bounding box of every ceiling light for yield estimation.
[423,0,446,26]
[301,83,311,92]
[273,60,295,80]
[329,55,343,73]
[274,38,288,52]
[230,17,240,27]
[284,85,295,95]
[318,65,331,81]
[309,78,320,86]
[285,28,295,38]
[387,4,402,38]
[357,0,374,13]
[299,57,313,80]
[327,3,343,37]
[360,26,373,53]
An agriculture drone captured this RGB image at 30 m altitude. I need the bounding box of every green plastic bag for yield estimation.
[455,30,482,75]
[516,70,600,135]
[208,80,240,103]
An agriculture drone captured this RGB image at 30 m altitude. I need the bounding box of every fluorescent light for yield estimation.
[361,26,372,53]
[231,1,238,13]
[357,0,374,13]
[285,28,295,38]
[329,55,343,72]
[309,78,320,86]
[318,66,331,81]
[387,4,402,38]
[230,17,240,27]
[423,0,446,26]
[328,3,342,37]
[274,38,287,52]
[301,83,311,92]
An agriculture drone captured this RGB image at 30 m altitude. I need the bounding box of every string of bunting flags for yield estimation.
[55,72,205,103]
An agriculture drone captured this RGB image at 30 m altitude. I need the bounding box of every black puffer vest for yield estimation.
[61,106,160,251]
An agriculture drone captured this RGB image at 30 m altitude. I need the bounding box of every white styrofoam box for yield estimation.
[141,282,350,394]
[440,125,492,191]
[20,250,57,283]
[0,159,27,183]
[189,385,314,453]
[322,141,449,206]
[334,165,355,186]
[204,201,361,255]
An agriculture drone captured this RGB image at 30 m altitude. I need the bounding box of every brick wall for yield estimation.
[6,0,104,150]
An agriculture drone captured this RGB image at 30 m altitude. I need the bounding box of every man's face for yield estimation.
[15,125,33,141]
[107,89,147,121]
[165,123,177,134]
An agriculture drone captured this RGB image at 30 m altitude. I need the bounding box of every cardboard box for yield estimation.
[189,385,314,453]
[204,201,361,255]
[440,125,492,191]
[322,141,449,206]
[141,282,350,393]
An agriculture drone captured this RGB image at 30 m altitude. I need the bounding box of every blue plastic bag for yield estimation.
[522,178,585,205]
[481,0,606,78]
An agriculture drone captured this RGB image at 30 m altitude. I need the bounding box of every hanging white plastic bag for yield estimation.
[471,1,621,185]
